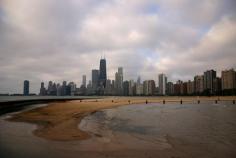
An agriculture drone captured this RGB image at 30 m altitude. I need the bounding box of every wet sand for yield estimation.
[8,96,236,141]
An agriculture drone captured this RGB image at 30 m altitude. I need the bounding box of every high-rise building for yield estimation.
[115,67,123,95]
[143,80,155,96]
[136,83,143,95]
[40,82,47,95]
[68,82,76,96]
[221,69,236,90]
[158,73,167,95]
[204,70,216,94]
[128,80,135,96]
[136,76,143,95]
[123,81,129,96]
[92,69,99,89]
[187,80,194,95]
[105,79,112,95]
[143,80,149,96]
[180,82,187,95]
[61,81,67,96]
[194,75,204,94]
[56,84,62,96]
[166,82,174,95]
[99,58,107,88]
[82,75,86,87]
[174,80,182,95]
[137,76,141,85]
[213,77,221,95]
[148,80,156,95]
[23,80,29,95]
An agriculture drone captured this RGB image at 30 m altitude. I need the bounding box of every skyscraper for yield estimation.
[23,80,29,95]
[40,82,46,95]
[123,81,129,96]
[204,70,216,94]
[92,69,99,89]
[99,58,107,88]
[115,67,123,95]
[82,75,86,87]
[61,81,67,96]
[158,73,167,95]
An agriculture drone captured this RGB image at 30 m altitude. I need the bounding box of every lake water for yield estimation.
[1,101,236,158]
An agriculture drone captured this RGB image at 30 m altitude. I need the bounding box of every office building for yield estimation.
[23,80,29,95]
[158,73,167,95]
[221,69,236,90]
[204,70,216,94]
[92,69,99,89]
[166,82,174,95]
[123,81,129,96]
[82,75,86,87]
[39,82,47,96]
[99,58,107,88]
[194,75,204,94]
[115,67,123,95]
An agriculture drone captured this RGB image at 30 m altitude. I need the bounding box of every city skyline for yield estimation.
[0,0,236,93]
[0,55,236,95]
[15,58,236,96]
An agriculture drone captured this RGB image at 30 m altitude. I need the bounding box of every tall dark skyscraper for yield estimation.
[23,80,29,95]
[99,58,107,88]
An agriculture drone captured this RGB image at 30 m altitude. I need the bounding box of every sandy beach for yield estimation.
[8,96,236,141]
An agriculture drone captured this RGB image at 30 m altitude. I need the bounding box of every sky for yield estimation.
[0,0,236,94]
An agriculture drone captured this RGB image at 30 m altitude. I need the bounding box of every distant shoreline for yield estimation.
[7,96,236,141]
[0,96,102,115]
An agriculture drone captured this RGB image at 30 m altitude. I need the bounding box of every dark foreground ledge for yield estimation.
[0,96,101,115]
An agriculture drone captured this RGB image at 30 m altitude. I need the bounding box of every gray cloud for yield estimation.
[0,0,236,93]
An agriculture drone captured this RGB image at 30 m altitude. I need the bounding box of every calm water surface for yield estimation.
[0,101,236,158]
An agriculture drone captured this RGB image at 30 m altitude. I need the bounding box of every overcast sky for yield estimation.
[0,0,236,94]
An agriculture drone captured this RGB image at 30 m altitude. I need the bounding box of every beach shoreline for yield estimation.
[7,96,236,141]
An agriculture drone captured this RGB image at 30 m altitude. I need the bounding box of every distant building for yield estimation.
[128,80,135,96]
[204,70,216,95]
[166,82,174,95]
[143,80,156,96]
[105,79,112,95]
[68,82,76,96]
[143,80,149,96]
[221,69,236,90]
[194,75,204,94]
[56,84,62,96]
[115,67,123,95]
[158,73,167,95]
[23,80,29,96]
[92,69,99,90]
[180,82,187,95]
[221,69,236,95]
[39,82,47,96]
[82,75,86,88]
[148,80,156,95]
[61,81,67,96]
[99,58,107,88]
[123,81,129,96]
[187,80,194,95]
[136,76,143,95]
[213,77,221,95]
[174,80,182,95]
[137,76,141,85]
